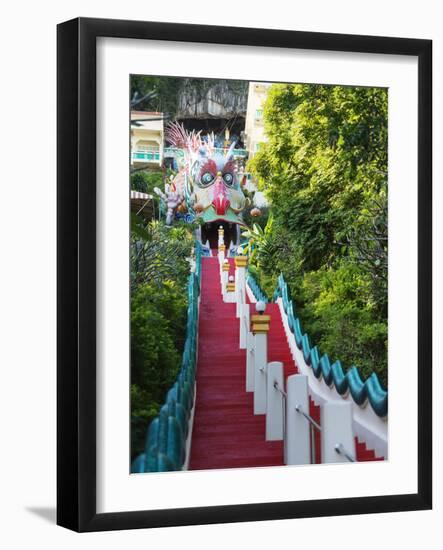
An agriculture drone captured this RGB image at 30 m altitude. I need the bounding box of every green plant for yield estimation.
[130,171,164,194]
[130,218,194,459]
[131,281,187,458]
[130,220,193,290]
[240,214,273,265]
[295,263,387,385]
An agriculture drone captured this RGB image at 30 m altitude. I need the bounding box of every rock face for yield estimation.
[177,80,248,119]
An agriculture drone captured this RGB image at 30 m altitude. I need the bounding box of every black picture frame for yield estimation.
[57,17,432,532]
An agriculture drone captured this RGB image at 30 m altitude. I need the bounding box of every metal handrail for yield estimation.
[273,381,287,459]
[273,381,287,399]
[164,146,248,157]
[132,150,161,160]
[334,443,355,463]
[295,404,322,432]
[295,403,321,465]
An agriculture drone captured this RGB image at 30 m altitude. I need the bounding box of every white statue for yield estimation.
[154,182,184,226]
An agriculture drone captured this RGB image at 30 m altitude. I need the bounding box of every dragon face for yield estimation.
[190,151,246,225]
[167,123,247,247]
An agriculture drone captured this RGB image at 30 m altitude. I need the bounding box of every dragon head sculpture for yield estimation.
[167,122,247,248]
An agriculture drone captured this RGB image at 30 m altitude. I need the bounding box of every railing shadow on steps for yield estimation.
[131,242,203,473]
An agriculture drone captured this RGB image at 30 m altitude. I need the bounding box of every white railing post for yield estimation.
[218,243,226,266]
[321,402,355,464]
[252,313,270,414]
[234,255,247,318]
[221,260,230,298]
[285,374,311,465]
[239,302,250,349]
[266,362,284,441]
[218,225,224,248]
[246,329,254,392]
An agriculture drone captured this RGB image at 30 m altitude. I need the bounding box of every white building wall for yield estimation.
[244,82,272,158]
[130,111,164,167]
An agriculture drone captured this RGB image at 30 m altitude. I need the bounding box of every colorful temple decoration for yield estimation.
[160,122,249,250]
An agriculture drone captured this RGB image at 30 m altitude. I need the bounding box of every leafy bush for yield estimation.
[130,220,194,290]
[131,281,188,458]
[294,263,387,385]
[130,219,193,460]
[131,171,164,194]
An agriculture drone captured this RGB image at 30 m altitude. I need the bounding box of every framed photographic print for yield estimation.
[57,17,432,532]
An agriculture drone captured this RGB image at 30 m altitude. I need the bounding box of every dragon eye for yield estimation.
[223,172,234,186]
[201,172,214,186]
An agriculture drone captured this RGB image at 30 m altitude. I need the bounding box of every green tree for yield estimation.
[131,75,182,115]
[248,83,388,384]
[130,171,164,194]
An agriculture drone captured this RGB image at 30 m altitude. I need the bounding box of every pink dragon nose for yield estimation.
[213,195,230,215]
[212,177,230,215]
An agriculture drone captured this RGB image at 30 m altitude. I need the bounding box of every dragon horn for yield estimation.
[225,140,236,160]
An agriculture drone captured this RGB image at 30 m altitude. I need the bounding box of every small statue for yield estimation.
[154,181,184,226]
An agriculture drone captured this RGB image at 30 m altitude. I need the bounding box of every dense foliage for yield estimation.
[130,171,163,194]
[130,170,164,217]
[248,84,388,385]
[131,220,193,459]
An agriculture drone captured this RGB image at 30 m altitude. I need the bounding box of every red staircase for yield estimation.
[189,256,383,470]
[189,257,283,470]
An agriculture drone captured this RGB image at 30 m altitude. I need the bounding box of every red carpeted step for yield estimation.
[355,437,383,462]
